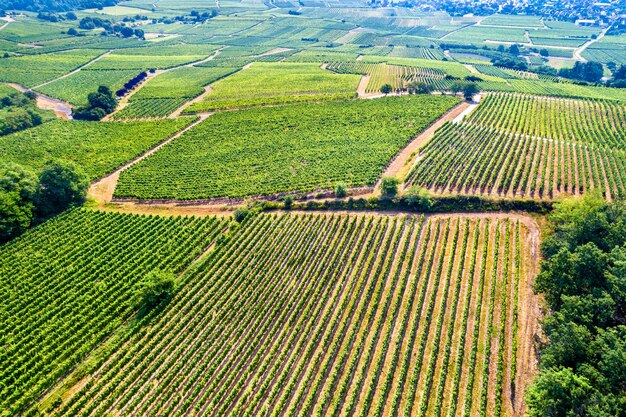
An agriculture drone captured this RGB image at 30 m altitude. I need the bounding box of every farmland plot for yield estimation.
[45,213,538,417]
[185,62,361,112]
[0,118,194,179]
[406,93,626,199]
[0,209,227,416]
[115,96,459,199]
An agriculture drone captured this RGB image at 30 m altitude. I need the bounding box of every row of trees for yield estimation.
[527,192,626,416]
[115,71,148,97]
[380,81,479,101]
[0,160,89,242]
[77,16,144,39]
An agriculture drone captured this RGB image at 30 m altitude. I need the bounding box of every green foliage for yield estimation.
[528,193,626,416]
[73,85,116,121]
[0,163,38,242]
[233,208,249,223]
[527,367,594,417]
[116,96,459,200]
[402,185,432,210]
[36,159,89,216]
[134,269,176,310]
[335,182,347,198]
[380,176,400,198]
[380,83,392,94]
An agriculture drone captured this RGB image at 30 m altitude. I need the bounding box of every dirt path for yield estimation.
[452,93,482,123]
[105,50,223,120]
[88,115,211,204]
[463,64,479,74]
[32,50,113,90]
[381,101,472,182]
[169,86,213,118]
[0,21,9,31]
[7,83,73,119]
[357,75,371,97]
[574,24,611,62]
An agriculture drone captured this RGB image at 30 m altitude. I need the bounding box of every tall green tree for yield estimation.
[37,160,89,217]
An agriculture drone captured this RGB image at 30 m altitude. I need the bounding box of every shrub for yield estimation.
[380,176,400,198]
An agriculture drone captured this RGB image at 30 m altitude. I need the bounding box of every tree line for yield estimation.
[527,192,626,416]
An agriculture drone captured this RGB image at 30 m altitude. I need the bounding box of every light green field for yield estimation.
[185,62,361,112]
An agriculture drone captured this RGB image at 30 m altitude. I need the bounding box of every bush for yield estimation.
[234,208,249,223]
[283,195,294,208]
[133,269,176,310]
[402,186,432,210]
[335,182,347,198]
[380,176,400,198]
[380,84,393,95]
[37,160,89,217]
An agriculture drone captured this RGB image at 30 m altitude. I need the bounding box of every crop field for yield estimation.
[44,213,537,417]
[112,66,239,119]
[406,93,626,199]
[0,49,103,88]
[184,62,361,112]
[115,96,459,199]
[36,69,139,106]
[1,209,227,416]
[0,118,193,179]
[327,62,452,92]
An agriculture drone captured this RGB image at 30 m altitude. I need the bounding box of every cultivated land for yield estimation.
[0,209,228,416]
[2,2,625,415]
[184,62,362,112]
[0,118,195,179]
[114,96,459,200]
[406,93,626,200]
[34,212,539,417]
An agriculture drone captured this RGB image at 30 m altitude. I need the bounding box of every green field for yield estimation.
[41,213,535,417]
[406,93,626,200]
[0,118,194,179]
[185,62,361,112]
[116,96,459,199]
[112,66,239,119]
[0,209,227,416]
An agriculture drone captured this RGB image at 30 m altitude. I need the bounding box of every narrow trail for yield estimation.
[32,50,114,90]
[381,100,473,183]
[169,86,213,118]
[574,24,611,62]
[0,21,9,31]
[7,83,73,119]
[89,114,211,205]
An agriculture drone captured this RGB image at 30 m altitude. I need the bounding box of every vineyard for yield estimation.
[406,93,626,200]
[326,61,453,93]
[0,118,194,179]
[0,209,228,416]
[41,212,537,417]
[184,62,361,112]
[114,96,459,200]
[112,66,239,119]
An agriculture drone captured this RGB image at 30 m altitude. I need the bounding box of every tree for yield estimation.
[508,43,520,56]
[380,83,393,95]
[37,160,89,217]
[526,367,594,417]
[462,82,480,101]
[73,85,117,120]
[335,182,347,198]
[134,269,176,310]
[380,176,400,198]
[134,28,144,39]
[407,81,432,94]
[402,186,432,210]
[540,48,549,57]
[120,26,134,38]
[0,164,38,242]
